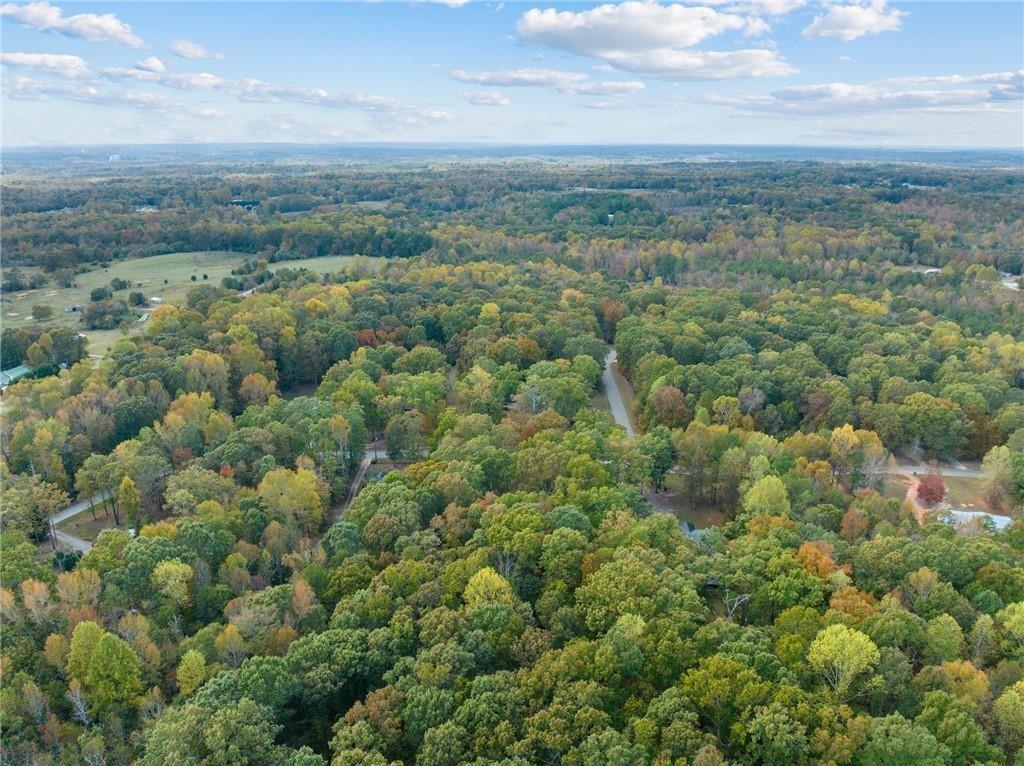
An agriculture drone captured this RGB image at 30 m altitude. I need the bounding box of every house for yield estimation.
[680,520,709,542]
[942,509,1013,532]
[0,365,31,389]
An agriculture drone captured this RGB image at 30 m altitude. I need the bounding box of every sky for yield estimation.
[1,0,1022,147]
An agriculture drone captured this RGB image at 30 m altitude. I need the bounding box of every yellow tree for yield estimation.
[176,649,208,697]
[151,559,194,610]
[257,467,325,534]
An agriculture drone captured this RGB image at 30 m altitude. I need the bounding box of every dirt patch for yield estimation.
[903,476,931,523]
[645,474,723,529]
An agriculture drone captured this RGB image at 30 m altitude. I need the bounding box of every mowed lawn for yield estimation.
[942,475,996,513]
[883,471,1001,516]
[3,250,246,332]
[269,253,383,275]
[3,251,382,356]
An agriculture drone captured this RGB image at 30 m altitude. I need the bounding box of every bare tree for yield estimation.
[65,680,91,726]
[723,590,751,621]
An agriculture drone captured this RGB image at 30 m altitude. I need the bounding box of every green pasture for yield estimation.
[2,251,382,356]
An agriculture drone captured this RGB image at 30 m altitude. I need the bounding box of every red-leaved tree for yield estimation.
[917,474,946,504]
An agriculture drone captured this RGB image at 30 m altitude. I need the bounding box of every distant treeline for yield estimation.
[2,163,1021,274]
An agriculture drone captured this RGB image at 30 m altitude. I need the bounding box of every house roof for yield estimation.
[943,509,1013,531]
[0,365,32,384]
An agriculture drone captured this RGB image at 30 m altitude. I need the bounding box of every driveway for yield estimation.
[602,349,634,437]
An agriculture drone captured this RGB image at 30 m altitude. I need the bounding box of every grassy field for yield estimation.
[3,251,382,357]
[272,254,383,275]
[3,251,246,331]
[883,470,1002,516]
[942,475,994,513]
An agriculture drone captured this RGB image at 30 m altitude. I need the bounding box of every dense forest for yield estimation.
[1,158,1023,766]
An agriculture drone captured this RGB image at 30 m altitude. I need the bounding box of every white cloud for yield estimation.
[450,67,645,95]
[0,1,142,46]
[725,0,806,16]
[168,39,223,60]
[235,78,408,112]
[578,98,648,110]
[517,2,759,54]
[460,90,510,106]
[0,51,89,78]
[514,1,794,80]
[703,74,1024,116]
[4,75,223,117]
[135,56,165,73]
[100,64,450,122]
[7,48,450,128]
[596,48,794,79]
[803,0,905,42]
[104,67,228,90]
[888,70,1022,87]
[7,69,453,135]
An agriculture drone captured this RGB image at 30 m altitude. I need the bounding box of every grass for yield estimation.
[3,251,248,330]
[56,505,118,541]
[269,253,383,275]
[942,475,993,512]
[882,474,911,502]
[884,469,1004,517]
[3,251,383,358]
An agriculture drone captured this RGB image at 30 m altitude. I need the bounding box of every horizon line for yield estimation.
[4,140,1022,152]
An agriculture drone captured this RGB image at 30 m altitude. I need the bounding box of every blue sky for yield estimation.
[2,1,1022,146]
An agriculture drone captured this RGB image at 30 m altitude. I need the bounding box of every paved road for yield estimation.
[328,443,384,525]
[51,494,103,525]
[602,349,634,437]
[53,441,391,551]
[46,494,104,553]
[890,462,987,479]
[54,529,92,553]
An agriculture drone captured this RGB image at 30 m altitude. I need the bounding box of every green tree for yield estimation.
[85,633,143,713]
[742,475,791,518]
[855,714,950,766]
[66,620,104,683]
[384,411,425,461]
[118,475,143,530]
